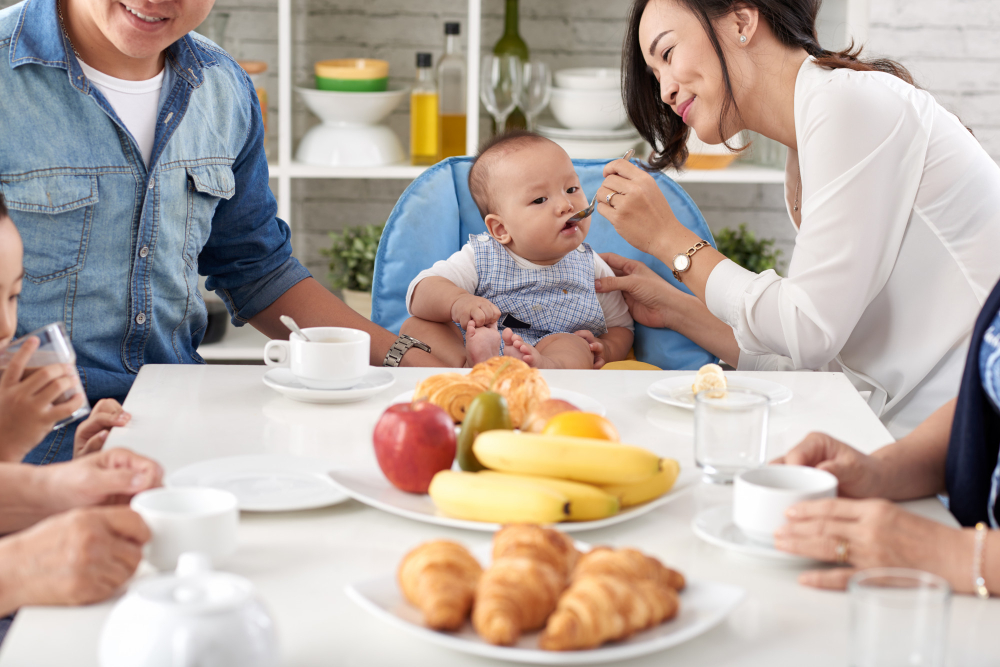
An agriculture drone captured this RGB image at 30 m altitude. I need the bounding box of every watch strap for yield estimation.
[383,334,432,367]
[672,239,711,282]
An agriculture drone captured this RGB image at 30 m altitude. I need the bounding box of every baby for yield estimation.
[402,131,634,369]
[0,194,129,462]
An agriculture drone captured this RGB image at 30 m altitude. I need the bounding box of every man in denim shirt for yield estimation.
[0,0,439,464]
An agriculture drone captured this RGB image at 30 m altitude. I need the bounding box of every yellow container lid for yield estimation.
[315,59,389,80]
[238,60,267,75]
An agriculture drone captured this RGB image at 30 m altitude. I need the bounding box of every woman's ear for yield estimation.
[484,214,512,245]
[732,4,759,45]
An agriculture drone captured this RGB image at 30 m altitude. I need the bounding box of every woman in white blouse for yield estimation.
[596,0,1000,437]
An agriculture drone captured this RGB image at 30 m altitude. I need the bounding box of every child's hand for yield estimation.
[74,399,131,458]
[451,295,500,330]
[0,337,86,462]
[574,330,606,369]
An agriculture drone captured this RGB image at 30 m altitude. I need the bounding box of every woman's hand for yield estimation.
[595,253,687,330]
[596,159,689,256]
[772,432,887,499]
[45,448,163,512]
[774,498,964,590]
[74,399,131,457]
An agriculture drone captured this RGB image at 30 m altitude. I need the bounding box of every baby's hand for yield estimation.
[74,399,131,458]
[451,295,500,330]
[573,330,606,369]
[0,337,86,462]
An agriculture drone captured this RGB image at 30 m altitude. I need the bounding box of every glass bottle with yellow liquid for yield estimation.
[437,22,466,160]
[493,0,528,132]
[411,53,439,166]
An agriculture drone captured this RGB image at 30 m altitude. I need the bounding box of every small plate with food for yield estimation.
[647,364,792,410]
[345,525,745,664]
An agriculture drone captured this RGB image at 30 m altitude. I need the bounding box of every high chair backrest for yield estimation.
[371,156,717,370]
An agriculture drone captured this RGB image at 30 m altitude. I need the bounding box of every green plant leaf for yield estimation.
[714,224,783,275]
[324,223,385,292]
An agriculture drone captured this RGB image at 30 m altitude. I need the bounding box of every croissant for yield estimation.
[538,574,680,651]
[468,356,527,385]
[398,540,483,631]
[572,547,685,591]
[413,373,488,423]
[472,525,579,646]
[492,367,550,429]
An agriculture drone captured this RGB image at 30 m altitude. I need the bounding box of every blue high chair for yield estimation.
[371,156,717,370]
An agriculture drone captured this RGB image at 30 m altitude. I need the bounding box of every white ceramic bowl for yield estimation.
[545,135,641,160]
[296,86,408,126]
[554,67,621,90]
[732,466,838,545]
[549,87,627,131]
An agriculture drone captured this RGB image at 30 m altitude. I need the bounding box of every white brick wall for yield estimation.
[3,0,997,284]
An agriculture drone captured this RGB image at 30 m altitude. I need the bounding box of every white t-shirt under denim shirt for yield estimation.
[79,61,164,167]
[705,57,1000,438]
[406,242,634,332]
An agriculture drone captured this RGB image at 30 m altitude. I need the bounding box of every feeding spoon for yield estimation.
[568,148,636,222]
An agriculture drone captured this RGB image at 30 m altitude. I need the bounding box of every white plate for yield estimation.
[345,542,745,664]
[263,368,395,404]
[646,375,792,410]
[391,387,606,417]
[167,455,349,512]
[328,466,696,533]
[691,505,815,563]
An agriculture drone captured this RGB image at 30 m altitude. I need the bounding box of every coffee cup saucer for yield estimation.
[262,368,395,404]
[691,505,816,563]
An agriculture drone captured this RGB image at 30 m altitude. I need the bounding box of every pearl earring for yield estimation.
[739,35,747,43]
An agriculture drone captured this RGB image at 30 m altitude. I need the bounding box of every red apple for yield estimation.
[373,402,457,493]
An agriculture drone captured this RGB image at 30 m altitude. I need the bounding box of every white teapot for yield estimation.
[99,552,279,667]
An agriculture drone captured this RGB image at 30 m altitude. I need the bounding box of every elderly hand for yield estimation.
[74,399,131,457]
[0,337,87,462]
[45,448,163,512]
[595,253,690,330]
[772,432,887,499]
[774,497,962,590]
[596,158,685,256]
[0,506,150,615]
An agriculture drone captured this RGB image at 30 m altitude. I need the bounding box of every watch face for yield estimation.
[673,254,691,272]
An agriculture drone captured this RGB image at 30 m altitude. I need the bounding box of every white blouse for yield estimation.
[706,57,1000,438]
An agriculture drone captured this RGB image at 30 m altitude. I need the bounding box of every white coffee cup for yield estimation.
[131,488,239,571]
[263,326,370,390]
[733,465,838,545]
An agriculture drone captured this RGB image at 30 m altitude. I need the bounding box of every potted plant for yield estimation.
[321,223,384,320]
[714,224,783,275]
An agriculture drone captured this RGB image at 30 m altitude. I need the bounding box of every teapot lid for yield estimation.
[133,553,254,614]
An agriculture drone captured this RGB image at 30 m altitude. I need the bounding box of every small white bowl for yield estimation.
[545,135,640,160]
[549,87,627,131]
[296,86,408,126]
[554,67,621,90]
[732,466,837,546]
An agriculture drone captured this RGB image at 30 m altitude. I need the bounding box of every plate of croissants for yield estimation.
[345,524,744,664]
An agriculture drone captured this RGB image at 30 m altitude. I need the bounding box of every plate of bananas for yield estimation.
[328,432,697,533]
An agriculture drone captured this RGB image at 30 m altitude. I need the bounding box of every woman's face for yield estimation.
[638,0,741,144]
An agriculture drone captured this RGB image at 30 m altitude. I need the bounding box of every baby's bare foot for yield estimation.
[466,320,501,366]
[501,328,525,362]
[503,330,556,369]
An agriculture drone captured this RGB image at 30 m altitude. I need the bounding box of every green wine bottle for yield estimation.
[493,0,528,132]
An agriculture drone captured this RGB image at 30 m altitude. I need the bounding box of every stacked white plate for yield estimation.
[540,67,640,159]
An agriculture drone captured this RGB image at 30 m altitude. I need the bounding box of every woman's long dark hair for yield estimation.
[623,0,914,170]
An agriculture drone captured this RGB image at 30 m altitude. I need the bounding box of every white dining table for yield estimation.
[1,364,998,666]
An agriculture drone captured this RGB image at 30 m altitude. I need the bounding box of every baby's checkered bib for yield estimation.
[470,234,608,346]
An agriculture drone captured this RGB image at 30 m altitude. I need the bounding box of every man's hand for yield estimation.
[0,337,86,462]
[573,330,607,369]
[0,506,150,615]
[74,399,130,457]
[451,295,500,330]
[45,448,163,512]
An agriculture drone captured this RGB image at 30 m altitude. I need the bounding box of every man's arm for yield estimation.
[249,278,443,367]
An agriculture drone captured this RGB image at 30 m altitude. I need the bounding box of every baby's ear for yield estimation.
[484,214,512,245]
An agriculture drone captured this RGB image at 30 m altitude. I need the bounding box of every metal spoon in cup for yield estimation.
[568,148,636,222]
[279,315,312,342]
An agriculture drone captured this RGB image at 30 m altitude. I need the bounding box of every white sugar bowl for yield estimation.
[99,553,279,667]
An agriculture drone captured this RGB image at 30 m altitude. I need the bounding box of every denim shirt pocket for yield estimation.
[184,164,235,266]
[0,174,98,283]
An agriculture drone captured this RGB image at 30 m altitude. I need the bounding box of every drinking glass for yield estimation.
[694,388,768,483]
[849,568,951,667]
[521,61,551,131]
[480,55,522,136]
[0,321,91,429]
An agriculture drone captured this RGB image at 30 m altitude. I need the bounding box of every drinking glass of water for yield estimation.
[694,388,768,483]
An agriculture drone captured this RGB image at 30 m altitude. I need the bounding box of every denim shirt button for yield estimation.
[135,312,146,325]
[148,179,154,190]
[139,246,149,258]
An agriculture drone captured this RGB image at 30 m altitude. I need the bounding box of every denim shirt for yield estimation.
[0,0,311,463]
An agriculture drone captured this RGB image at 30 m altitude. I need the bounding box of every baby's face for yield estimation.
[489,141,590,265]
[0,217,23,346]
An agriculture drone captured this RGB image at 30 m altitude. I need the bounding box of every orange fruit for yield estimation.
[542,412,620,441]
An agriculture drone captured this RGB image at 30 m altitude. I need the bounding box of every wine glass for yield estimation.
[521,61,551,131]
[480,55,522,136]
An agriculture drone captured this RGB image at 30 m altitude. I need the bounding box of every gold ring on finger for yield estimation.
[606,191,619,205]
[834,539,849,565]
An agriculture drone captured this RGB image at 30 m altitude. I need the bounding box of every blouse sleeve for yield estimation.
[705,70,930,369]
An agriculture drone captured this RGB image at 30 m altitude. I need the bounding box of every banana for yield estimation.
[428,470,570,524]
[599,459,681,507]
[472,431,661,485]
[478,471,620,521]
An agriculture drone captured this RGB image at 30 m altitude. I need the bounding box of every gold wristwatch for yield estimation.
[671,239,711,282]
